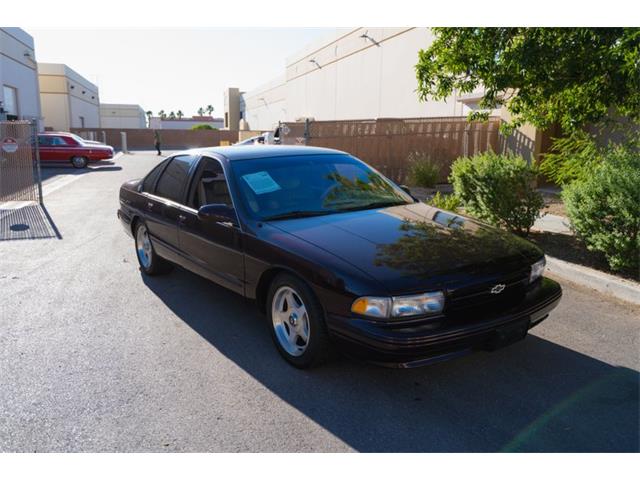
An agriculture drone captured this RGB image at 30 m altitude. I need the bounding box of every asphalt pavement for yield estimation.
[1,152,638,452]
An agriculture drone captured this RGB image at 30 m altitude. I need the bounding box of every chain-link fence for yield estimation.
[0,120,42,204]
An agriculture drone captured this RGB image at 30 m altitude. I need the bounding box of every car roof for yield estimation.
[182,145,346,161]
[39,131,72,136]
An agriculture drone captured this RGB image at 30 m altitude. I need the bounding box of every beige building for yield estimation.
[0,28,41,125]
[223,87,242,130]
[38,63,100,131]
[100,103,146,129]
[229,28,490,132]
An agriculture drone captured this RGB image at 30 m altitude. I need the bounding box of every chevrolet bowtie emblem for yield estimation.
[490,284,506,294]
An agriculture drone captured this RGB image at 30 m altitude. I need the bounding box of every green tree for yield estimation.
[206,105,214,115]
[168,111,176,120]
[197,107,205,116]
[145,110,153,127]
[177,110,184,119]
[415,28,640,135]
[158,110,166,120]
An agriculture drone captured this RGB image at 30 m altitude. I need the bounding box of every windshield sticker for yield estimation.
[242,171,282,195]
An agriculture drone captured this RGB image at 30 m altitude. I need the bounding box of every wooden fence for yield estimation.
[280,117,502,183]
[71,128,239,151]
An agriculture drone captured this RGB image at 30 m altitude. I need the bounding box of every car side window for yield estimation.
[188,157,233,209]
[154,154,195,203]
[38,136,52,146]
[50,136,68,146]
[142,158,170,193]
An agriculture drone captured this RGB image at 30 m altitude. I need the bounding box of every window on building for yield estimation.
[3,85,19,120]
[79,116,85,128]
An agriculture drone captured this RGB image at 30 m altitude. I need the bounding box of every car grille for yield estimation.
[445,269,529,318]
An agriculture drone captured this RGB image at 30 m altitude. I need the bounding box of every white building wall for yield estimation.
[69,95,100,128]
[100,104,146,128]
[0,28,41,125]
[242,28,481,129]
[242,76,286,131]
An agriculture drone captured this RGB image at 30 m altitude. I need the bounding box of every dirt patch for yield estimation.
[529,231,639,282]
[541,192,568,217]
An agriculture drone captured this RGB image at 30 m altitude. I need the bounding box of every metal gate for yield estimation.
[0,120,42,205]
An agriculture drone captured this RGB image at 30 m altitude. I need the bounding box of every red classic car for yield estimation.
[37,132,114,168]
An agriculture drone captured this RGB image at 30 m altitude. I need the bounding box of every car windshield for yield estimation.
[230,154,413,220]
[68,133,88,145]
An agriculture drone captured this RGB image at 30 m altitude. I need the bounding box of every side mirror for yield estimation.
[197,204,237,225]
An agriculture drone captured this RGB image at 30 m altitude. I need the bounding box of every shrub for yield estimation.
[450,151,543,236]
[407,152,440,188]
[427,191,461,212]
[191,124,217,130]
[563,145,640,273]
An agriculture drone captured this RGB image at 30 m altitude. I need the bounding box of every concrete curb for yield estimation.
[112,152,125,161]
[546,255,640,306]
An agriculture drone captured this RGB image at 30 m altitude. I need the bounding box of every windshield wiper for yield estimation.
[262,210,335,221]
[333,200,408,212]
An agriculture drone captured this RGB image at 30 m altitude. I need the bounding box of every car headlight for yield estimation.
[529,257,546,283]
[351,291,445,319]
[350,296,391,318]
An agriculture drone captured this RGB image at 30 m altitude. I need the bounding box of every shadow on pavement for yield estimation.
[142,267,640,453]
[40,164,122,183]
[0,204,62,241]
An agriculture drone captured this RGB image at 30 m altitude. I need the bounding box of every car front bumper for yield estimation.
[325,277,562,368]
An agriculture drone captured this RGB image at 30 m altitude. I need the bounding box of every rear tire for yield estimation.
[134,221,172,275]
[71,156,88,169]
[267,273,331,369]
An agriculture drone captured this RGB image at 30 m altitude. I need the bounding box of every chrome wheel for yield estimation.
[71,156,87,168]
[136,224,152,269]
[271,286,310,357]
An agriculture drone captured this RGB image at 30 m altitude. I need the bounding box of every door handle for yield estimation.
[178,214,187,223]
[147,201,154,209]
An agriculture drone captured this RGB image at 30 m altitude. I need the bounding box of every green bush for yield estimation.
[450,151,543,236]
[563,145,640,273]
[427,191,461,212]
[191,124,217,130]
[407,152,440,188]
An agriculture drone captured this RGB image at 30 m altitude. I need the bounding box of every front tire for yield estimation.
[134,221,172,275]
[71,156,88,169]
[267,273,331,369]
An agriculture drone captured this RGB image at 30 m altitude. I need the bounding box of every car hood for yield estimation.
[268,202,543,295]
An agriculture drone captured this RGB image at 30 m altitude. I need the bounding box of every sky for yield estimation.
[29,28,336,118]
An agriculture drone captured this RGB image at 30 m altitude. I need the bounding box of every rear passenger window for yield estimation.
[142,159,169,193]
[155,155,195,203]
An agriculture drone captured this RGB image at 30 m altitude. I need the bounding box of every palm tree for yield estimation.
[197,107,205,116]
[206,105,214,115]
[169,111,176,120]
[158,110,166,120]
[177,110,184,120]
[145,110,153,127]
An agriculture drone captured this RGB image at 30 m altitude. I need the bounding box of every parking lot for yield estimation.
[1,152,638,452]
